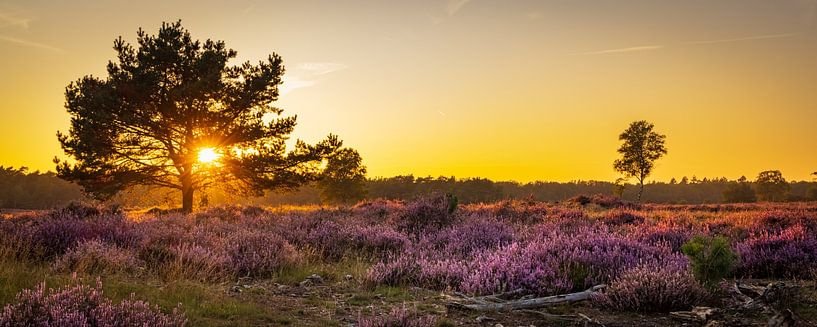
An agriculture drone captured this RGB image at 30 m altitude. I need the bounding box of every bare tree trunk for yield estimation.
[182,186,194,213]
[181,170,194,213]
[637,182,644,202]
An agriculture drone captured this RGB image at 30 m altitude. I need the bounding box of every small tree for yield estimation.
[55,21,343,212]
[807,172,817,201]
[723,180,756,203]
[316,148,368,204]
[613,121,667,202]
[681,236,738,289]
[754,170,790,202]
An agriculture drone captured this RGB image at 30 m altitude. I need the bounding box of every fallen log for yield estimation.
[670,306,718,323]
[447,285,606,311]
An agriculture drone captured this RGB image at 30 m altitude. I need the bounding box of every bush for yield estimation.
[223,230,299,277]
[567,194,628,208]
[594,262,706,312]
[0,280,186,326]
[681,236,737,288]
[735,224,817,278]
[601,210,645,226]
[397,193,458,233]
[53,240,144,275]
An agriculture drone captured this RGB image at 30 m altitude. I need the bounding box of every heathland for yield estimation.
[2,195,816,326]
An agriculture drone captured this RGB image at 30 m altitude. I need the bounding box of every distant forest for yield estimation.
[2,166,816,209]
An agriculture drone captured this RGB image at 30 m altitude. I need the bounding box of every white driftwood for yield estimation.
[448,285,606,311]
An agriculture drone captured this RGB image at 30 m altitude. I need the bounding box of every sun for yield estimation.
[197,147,221,164]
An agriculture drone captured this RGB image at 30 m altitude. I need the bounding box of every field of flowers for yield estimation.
[2,195,817,326]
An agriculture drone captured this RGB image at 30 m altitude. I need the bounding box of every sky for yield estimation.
[1,0,816,183]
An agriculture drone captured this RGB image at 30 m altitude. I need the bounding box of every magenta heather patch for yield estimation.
[53,239,144,275]
[0,280,186,326]
[223,230,299,277]
[594,260,706,312]
[736,224,817,278]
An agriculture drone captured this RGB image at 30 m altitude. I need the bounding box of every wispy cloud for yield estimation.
[688,33,796,45]
[279,77,316,95]
[280,62,347,95]
[0,11,30,29]
[296,62,348,75]
[577,45,664,56]
[446,0,471,16]
[0,35,64,52]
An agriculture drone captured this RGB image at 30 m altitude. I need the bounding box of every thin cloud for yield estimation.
[688,33,796,45]
[280,62,346,95]
[0,11,30,29]
[577,45,664,56]
[279,77,315,95]
[0,35,64,53]
[446,0,471,16]
[296,62,348,75]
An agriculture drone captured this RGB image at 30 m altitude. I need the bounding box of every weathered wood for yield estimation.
[448,285,606,311]
[670,307,717,322]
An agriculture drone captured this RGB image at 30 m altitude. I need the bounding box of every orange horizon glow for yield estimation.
[1,1,816,183]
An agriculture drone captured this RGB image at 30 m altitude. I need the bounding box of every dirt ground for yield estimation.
[224,276,817,326]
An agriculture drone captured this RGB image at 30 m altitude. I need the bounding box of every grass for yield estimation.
[0,258,289,326]
[0,254,420,326]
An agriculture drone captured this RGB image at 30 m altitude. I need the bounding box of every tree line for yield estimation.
[3,166,815,209]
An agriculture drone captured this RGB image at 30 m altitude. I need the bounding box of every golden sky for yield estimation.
[1,0,816,182]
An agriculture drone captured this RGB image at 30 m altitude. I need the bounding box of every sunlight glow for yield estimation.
[197,148,221,164]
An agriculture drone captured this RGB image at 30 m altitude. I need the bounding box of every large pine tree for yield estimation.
[56,21,342,212]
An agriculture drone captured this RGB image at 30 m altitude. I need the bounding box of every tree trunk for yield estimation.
[181,173,194,213]
[182,186,194,213]
[637,181,644,202]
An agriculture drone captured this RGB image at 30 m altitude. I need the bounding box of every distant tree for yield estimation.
[316,148,367,204]
[808,172,817,201]
[612,177,627,198]
[722,181,756,203]
[55,21,342,212]
[680,176,689,184]
[613,120,668,202]
[669,178,677,184]
[754,170,790,202]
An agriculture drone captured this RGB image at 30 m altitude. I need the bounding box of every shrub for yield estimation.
[594,262,706,312]
[53,240,144,275]
[357,307,436,327]
[460,231,676,295]
[601,210,645,226]
[735,224,817,278]
[164,243,230,281]
[223,230,299,277]
[0,280,186,326]
[397,193,458,233]
[48,201,102,219]
[681,236,738,288]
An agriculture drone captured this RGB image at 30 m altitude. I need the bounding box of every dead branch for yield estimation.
[447,285,606,311]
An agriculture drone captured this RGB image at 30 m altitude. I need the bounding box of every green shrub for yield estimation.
[681,236,737,288]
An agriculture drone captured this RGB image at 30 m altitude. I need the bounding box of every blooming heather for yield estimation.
[0,280,186,326]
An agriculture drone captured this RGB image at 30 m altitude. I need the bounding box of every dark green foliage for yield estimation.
[316,148,367,204]
[681,236,737,288]
[0,166,85,209]
[723,181,757,203]
[54,21,342,212]
[755,170,790,202]
[445,192,458,214]
[613,121,668,202]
